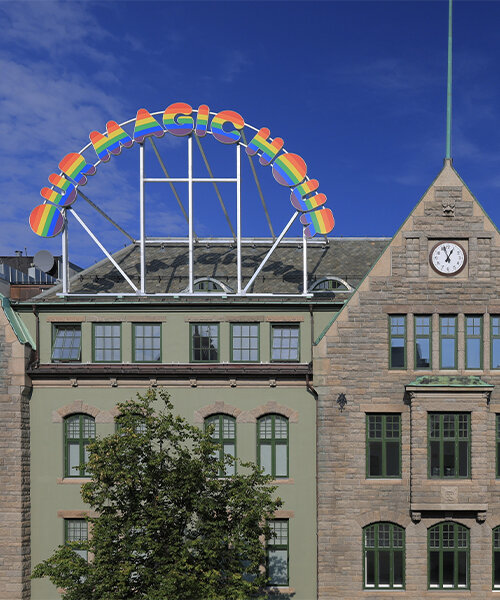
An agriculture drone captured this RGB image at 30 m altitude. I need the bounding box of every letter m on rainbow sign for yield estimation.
[90,122,133,162]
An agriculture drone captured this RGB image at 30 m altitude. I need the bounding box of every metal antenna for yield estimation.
[446,0,453,159]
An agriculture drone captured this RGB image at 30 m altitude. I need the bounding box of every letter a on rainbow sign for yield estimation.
[133,109,165,143]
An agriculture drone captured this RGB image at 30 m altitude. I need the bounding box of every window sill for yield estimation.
[57,477,92,485]
[265,586,295,594]
[363,478,403,484]
[269,478,295,485]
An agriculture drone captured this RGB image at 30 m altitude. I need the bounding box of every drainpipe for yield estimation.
[32,304,39,367]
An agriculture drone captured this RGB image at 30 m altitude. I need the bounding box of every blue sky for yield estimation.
[2,0,500,268]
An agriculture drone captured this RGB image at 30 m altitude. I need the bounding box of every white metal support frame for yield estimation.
[55,109,325,297]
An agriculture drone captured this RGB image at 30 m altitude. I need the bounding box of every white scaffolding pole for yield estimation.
[139,143,146,294]
[236,144,242,294]
[302,226,308,295]
[188,136,194,293]
[69,208,139,292]
[62,210,68,294]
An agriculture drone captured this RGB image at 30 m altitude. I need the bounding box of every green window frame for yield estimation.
[492,316,500,369]
[267,519,289,586]
[231,323,259,362]
[428,522,469,589]
[92,323,121,363]
[440,315,457,369]
[132,323,161,363]
[65,519,88,561]
[428,413,470,478]
[366,414,401,478]
[51,324,82,362]
[271,324,300,362]
[363,522,405,589]
[415,315,431,369]
[465,315,482,369]
[497,415,500,479]
[115,414,147,435]
[205,414,236,476]
[389,315,406,369]
[64,414,95,477]
[190,323,219,362]
[493,526,500,589]
[257,414,288,479]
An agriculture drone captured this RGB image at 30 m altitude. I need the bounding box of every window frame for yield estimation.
[267,519,289,587]
[491,316,500,370]
[388,315,406,369]
[428,413,470,479]
[257,414,289,479]
[439,315,458,369]
[270,324,300,363]
[493,526,500,589]
[64,414,96,478]
[496,415,500,479]
[204,413,236,477]
[366,414,401,479]
[190,323,220,363]
[132,323,162,363]
[64,518,88,561]
[51,323,82,363]
[92,322,122,363]
[414,315,432,370]
[428,522,469,590]
[464,315,483,369]
[363,522,405,589]
[230,323,260,363]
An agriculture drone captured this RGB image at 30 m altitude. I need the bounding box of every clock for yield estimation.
[429,241,467,276]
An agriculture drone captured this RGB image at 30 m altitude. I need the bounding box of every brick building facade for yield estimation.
[315,160,500,597]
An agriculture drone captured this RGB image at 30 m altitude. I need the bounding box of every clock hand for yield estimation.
[445,248,454,263]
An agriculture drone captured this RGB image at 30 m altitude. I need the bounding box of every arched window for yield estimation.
[257,415,288,479]
[494,527,500,589]
[363,522,404,589]
[64,414,95,477]
[115,414,147,434]
[205,414,236,476]
[428,522,469,589]
[309,277,353,293]
[185,278,233,293]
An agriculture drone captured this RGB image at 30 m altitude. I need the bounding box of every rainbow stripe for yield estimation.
[211,110,244,145]
[59,153,96,186]
[90,121,133,162]
[246,128,284,166]
[290,179,325,212]
[272,153,307,187]
[163,102,194,137]
[133,109,165,143]
[29,204,64,238]
[300,208,335,238]
[39,174,77,207]
[195,104,210,137]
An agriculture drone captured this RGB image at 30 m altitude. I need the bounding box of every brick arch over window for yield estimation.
[194,401,242,424]
[356,509,411,529]
[52,400,112,424]
[247,401,298,423]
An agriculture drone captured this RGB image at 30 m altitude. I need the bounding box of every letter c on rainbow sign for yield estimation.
[210,110,245,145]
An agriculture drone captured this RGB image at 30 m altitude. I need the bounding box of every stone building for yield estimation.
[315,159,500,597]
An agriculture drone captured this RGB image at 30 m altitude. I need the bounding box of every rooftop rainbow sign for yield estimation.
[29,102,334,239]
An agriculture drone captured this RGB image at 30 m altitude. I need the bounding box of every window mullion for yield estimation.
[374,524,379,588]
[381,417,387,477]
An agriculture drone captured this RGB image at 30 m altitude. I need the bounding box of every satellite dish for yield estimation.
[33,250,55,274]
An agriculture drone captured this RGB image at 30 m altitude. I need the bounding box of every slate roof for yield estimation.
[33,237,389,301]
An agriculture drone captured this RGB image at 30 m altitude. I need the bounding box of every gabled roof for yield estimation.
[31,237,389,301]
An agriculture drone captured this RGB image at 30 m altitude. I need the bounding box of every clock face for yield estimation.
[430,242,467,276]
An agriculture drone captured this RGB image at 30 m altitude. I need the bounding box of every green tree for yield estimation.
[33,389,282,600]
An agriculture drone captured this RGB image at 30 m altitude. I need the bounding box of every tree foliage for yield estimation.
[33,389,282,599]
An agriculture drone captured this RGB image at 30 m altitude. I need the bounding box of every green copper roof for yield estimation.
[0,294,35,348]
[407,375,492,388]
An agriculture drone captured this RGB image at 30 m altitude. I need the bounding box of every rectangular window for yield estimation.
[366,414,401,478]
[93,324,121,362]
[191,323,219,362]
[65,519,88,560]
[440,316,457,369]
[429,413,470,478]
[492,317,500,369]
[415,316,431,369]
[52,324,81,362]
[267,520,289,586]
[271,325,299,362]
[389,316,406,368]
[465,316,482,369]
[497,415,500,479]
[231,323,259,362]
[133,324,161,362]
